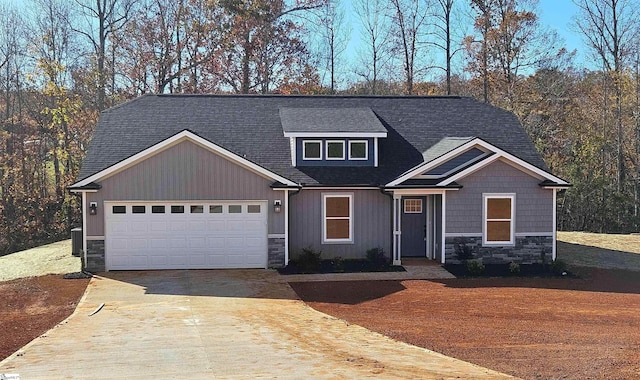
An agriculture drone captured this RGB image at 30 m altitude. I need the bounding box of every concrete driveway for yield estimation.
[1,270,510,379]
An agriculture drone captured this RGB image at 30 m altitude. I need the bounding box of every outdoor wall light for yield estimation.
[89,202,98,215]
[274,200,282,213]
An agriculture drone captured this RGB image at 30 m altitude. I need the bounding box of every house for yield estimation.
[69,94,570,272]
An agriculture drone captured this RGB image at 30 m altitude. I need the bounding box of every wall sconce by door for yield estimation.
[274,200,282,213]
[89,202,98,215]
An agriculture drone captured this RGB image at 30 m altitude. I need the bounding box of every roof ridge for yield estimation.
[153,93,465,100]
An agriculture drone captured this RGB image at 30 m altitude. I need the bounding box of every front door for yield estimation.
[401,197,426,257]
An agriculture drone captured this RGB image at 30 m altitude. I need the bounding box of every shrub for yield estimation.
[455,243,474,261]
[295,247,322,273]
[509,262,521,274]
[550,259,568,275]
[466,259,485,276]
[366,247,388,268]
[331,256,345,272]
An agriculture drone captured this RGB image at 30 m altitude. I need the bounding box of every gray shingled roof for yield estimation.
[280,107,387,134]
[77,94,549,186]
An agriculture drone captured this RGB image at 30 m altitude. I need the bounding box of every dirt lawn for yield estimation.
[291,267,640,380]
[0,275,89,361]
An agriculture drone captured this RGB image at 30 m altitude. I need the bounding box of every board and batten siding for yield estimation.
[86,140,284,236]
[289,189,391,260]
[446,159,553,234]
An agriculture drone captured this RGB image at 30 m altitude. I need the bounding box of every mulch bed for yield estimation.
[278,259,405,275]
[0,274,90,361]
[290,267,640,380]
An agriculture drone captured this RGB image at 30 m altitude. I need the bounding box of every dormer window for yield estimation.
[326,141,345,160]
[303,140,322,160]
[349,140,368,160]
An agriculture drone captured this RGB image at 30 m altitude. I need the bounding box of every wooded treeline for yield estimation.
[1,0,639,255]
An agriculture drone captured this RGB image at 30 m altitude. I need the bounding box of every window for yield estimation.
[247,205,261,213]
[326,141,345,160]
[112,205,126,214]
[349,140,368,160]
[323,193,353,243]
[171,205,185,214]
[209,205,223,213]
[132,206,146,214]
[483,194,515,245]
[190,205,204,214]
[151,205,165,214]
[303,140,322,160]
[229,205,242,213]
[404,199,422,213]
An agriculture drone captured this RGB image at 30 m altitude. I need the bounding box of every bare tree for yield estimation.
[432,0,457,94]
[389,0,429,95]
[71,0,136,110]
[354,0,391,95]
[574,0,640,193]
[315,0,350,93]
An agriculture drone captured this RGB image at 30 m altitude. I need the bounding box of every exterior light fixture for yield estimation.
[274,200,282,213]
[89,202,98,215]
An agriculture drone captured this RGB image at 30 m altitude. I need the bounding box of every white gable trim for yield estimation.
[283,132,387,138]
[71,130,298,188]
[386,138,569,187]
[439,140,569,186]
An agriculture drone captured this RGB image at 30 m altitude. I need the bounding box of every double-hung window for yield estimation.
[322,193,353,243]
[483,194,515,245]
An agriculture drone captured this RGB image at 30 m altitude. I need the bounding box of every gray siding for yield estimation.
[446,159,553,233]
[86,140,284,236]
[289,189,391,260]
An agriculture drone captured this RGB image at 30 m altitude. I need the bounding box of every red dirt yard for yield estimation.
[0,275,89,361]
[291,267,640,380]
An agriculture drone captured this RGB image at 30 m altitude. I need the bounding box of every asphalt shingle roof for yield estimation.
[280,107,387,134]
[78,94,549,186]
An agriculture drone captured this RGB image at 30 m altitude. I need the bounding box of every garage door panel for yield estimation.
[106,201,268,270]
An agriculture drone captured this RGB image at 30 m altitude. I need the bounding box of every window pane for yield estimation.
[247,205,261,213]
[304,141,321,159]
[112,205,126,214]
[209,205,223,213]
[327,141,344,159]
[487,221,511,241]
[132,206,145,214]
[152,205,165,214]
[487,198,511,219]
[171,205,185,214]
[350,142,366,159]
[190,205,204,214]
[404,199,422,213]
[229,205,242,213]
[326,219,350,239]
[326,197,350,217]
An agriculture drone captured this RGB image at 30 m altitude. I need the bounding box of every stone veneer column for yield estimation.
[268,238,286,268]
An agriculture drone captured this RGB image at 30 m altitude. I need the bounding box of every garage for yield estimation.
[105,201,268,270]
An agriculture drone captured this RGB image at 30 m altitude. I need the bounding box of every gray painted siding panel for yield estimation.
[86,141,284,236]
[289,189,391,259]
[446,159,552,233]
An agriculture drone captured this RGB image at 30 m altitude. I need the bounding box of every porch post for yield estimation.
[392,194,402,265]
[552,188,557,261]
[441,191,446,264]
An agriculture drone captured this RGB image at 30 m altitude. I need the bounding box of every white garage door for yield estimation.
[105,201,268,270]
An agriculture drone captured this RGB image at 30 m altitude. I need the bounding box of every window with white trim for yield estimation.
[404,199,422,213]
[322,193,353,243]
[483,194,515,245]
[349,140,368,160]
[326,141,345,160]
[303,140,322,160]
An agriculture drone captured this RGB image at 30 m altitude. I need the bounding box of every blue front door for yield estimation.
[401,197,426,257]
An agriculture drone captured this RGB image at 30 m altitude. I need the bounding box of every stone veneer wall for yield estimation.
[84,240,105,272]
[268,238,286,268]
[445,236,553,264]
